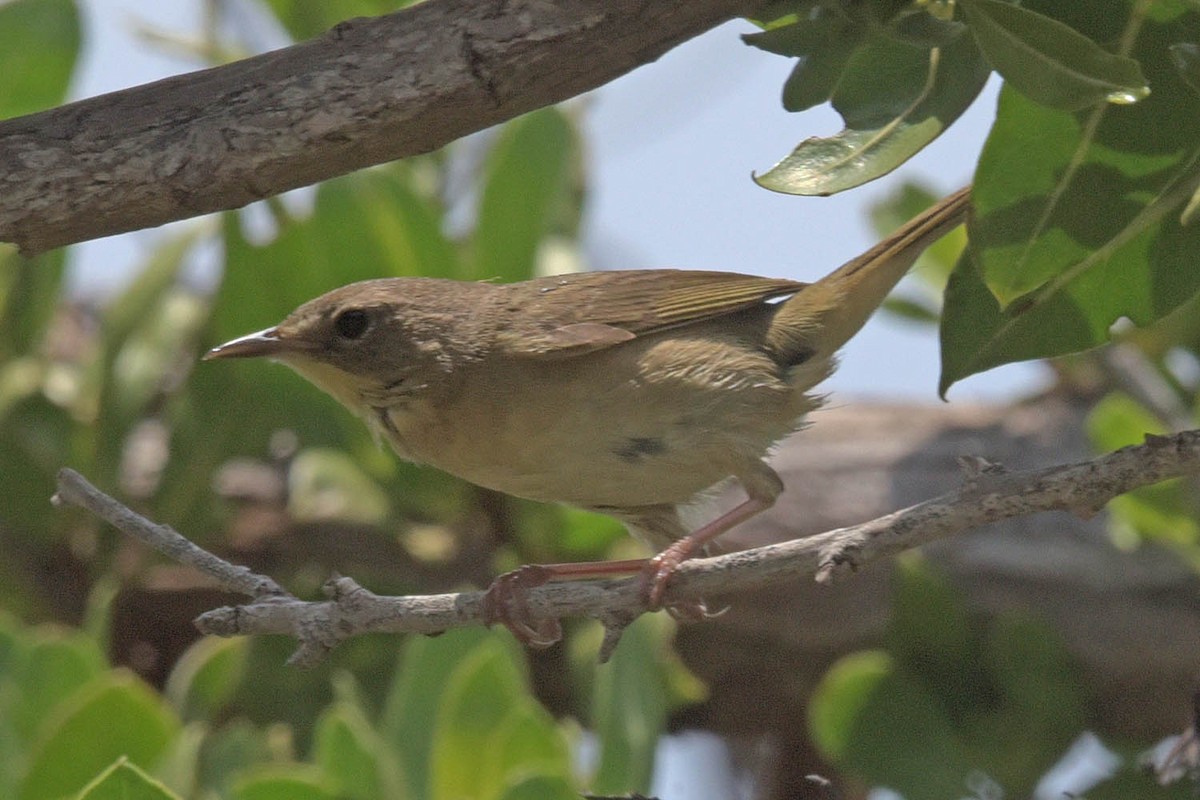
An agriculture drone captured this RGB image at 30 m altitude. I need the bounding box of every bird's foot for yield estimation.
[480,565,563,648]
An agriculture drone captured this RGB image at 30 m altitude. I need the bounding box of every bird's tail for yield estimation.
[766,185,971,369]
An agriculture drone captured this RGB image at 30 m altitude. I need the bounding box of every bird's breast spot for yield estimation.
[612,436,668,464]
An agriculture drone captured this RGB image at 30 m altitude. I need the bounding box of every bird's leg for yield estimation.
[481,558,649,647]
[642,465,783,609]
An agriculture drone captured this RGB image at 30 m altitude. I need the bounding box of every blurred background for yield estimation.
[3,2,1200,800]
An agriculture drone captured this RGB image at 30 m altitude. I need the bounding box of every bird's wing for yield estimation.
[496,270,806,359]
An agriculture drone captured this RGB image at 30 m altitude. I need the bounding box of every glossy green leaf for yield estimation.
[472,108,577,283]
[429,638,529,800]
[381,627,493,800]
[313,699,407,800]
[75,758,181,800]
[743,6,865,112]
[754,33,990,195]
[163,636,248,722]
[231,766,336,800]
[0,0,79,119]
[20,671,181,800]
[962,0,1148,110]
[941,2,1200,392]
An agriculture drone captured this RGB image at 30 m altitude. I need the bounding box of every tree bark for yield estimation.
[0,0,758,255]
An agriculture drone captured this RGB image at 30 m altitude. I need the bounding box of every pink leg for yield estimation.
[642,495,771,609]
[480,558,650,647]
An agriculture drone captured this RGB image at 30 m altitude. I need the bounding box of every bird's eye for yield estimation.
[333,308,370,340]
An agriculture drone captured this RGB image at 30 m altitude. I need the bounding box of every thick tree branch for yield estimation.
[0,0,758,255]
[53,429,1200,665]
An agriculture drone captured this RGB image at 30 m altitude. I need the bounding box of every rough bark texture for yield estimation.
[0,0,758,255]
[675,397,1200,799]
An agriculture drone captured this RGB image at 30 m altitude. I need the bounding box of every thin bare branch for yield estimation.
[52,429,1200,664]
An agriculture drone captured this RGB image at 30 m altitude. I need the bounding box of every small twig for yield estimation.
[53,468,287,600]
[52,429,1200,665]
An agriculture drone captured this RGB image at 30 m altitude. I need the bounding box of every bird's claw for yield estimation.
[481,564,563,648]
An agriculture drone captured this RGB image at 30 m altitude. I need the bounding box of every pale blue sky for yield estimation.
[69,1,1043,401]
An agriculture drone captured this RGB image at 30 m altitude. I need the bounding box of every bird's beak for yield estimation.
[203,327,298,360]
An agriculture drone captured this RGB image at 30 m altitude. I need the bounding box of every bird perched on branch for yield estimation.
[207,186,971,646]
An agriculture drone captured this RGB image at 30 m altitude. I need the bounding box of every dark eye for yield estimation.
[333,308,370,340]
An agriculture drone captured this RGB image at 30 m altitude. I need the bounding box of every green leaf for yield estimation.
[10,628,107,743]
[0,246,66,362]
[497,775,578,800]
[962,0,1148,110]
[484,703,572,793]
[231,766,336,800]
[742,7,865,112]
[429,638,529,800]
[754,33,990,195]
[313,690,407,800]
[20,671,181,800]
[163,636,249,722]
[260,0,418,42]
[0,0,79,119]
[589,616,677,796]
[471,108,577,282]
[381,627,493,800]
[74,758,181,800]
[809,650,974,798]
[940,0,1200,392]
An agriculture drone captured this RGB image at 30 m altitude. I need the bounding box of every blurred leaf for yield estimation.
[0,0,79,119]
[9,626,107,743]
[195,720,272,798]
[810,650,974,797]
[962,0,1148,110]
[885,558,980,709]
[941,3,1200,392]
[259,0,418,42]
[972,615,1086,789]
[1170,42,1200,95]
[429,638,529,800]
[488,703,571,784]
[164,636,249,722]
[381,627,493,800]
[0,246,67,362]
[231,765,336,800]
[497,774,577,800]
[20,670,181,800]
[288,447,391,524]
[754,32,990,195]
[1087,393,1197,549]
[472,108,577,282]
[75,758,181,800]
[314,697,406,800]
[589,615,690,795]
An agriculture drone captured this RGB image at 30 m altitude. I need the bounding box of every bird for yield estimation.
[205,186,971,645]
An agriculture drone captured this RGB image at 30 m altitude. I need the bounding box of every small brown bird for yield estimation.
[207,187,970,645]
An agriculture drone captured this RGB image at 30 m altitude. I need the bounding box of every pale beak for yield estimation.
[203,327,298,360]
